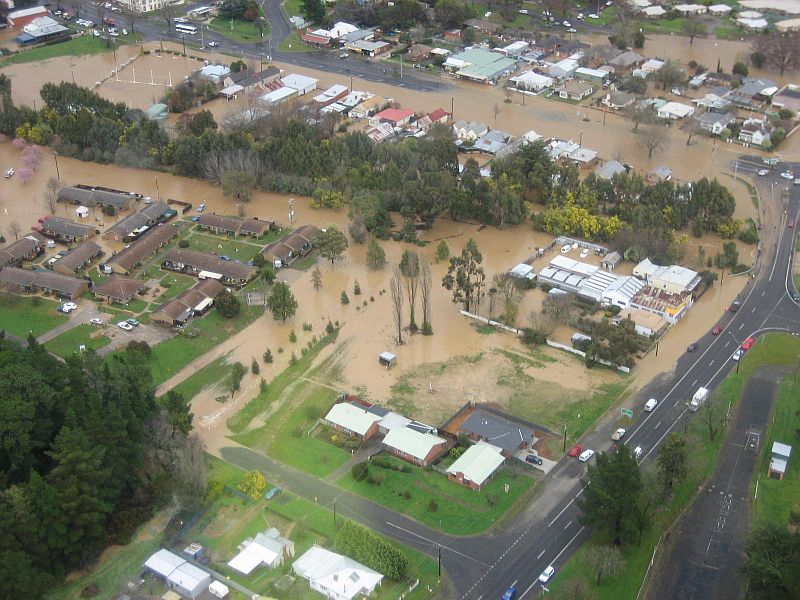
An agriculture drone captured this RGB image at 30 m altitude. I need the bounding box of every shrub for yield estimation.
[428,499,438,512]
[302,321,312,331]
[336,521,408,580]
[351,461,370,481]
[178,239,190,248]
[289,329,297,343]
[259,378,268,393]
[263,348,273,363]
[340,291,350,305]
[326,320,335,334]
[251,358,259,375]
[353,279,361,295]
[290,351,297,365]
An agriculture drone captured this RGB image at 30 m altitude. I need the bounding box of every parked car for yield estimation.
[568,444,583,458]
[62,302,77,311]
[539,566,555,583]
[191,216,201,222]
[780,171,794,180]
[579,449,595,462]
[525,454,543,465]
[58,304,75,314]
[126,318,140,326]
[741,337,754,350]
[89,318,103,325]
[264,486,281,500]
[789,220,795,228]
[757,169,769,176]
[794,179,800,186]
[611,428,626,441]
[730,300,741,313]
[4,168,14,178]
[634,446,642,459]
[732,348,743,361]
[580,248,590,258]
[196,203,206,212]
[712,325,722,335]
[117,321,134,331]
[207,40,218,47]
[561,244,571,253]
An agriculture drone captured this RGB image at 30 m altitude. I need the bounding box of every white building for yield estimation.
[548,58,579,79]
[737,17,769,30]
[144,549,211,599]
[634,259,701,294]
[260,86,298,105]
[281,73,319,95]
[642,5,667,17]
[446,441,506,490]
[497,40,530,57]
[657,101,695,120]
[117,0,167,12]
[707,3,733,14]
[509,263,536,280]
[200,64,231,83]
[323,402,383,439]
[293,545,383,600]
[453,119,488,141]
[601,275,645,308]
[674,3,707,15]
[509,71,554,92]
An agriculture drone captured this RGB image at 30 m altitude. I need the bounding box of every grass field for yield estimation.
[231,332,352,478]
[166,353,234,401]
[154,273,197,302]
[0,34,141,67]
[208,14,268,43]
[181,232,265,263]
[337,454,536,534]
[197,456,440,599]
[44,324,110,357]
[277,29,315,53]
[548,333,800,598]
[0,295,63,338]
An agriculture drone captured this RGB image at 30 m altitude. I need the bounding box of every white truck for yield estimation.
[689,387,709,412]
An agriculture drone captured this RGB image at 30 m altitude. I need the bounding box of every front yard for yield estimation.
[0,294,64,337]
[44,324,110,357]
[337,454,536,535]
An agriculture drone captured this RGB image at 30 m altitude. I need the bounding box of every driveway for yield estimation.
[36,300,106,344]
[99,321,174,354]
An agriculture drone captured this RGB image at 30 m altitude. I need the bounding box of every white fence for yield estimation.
[545,339,630,373]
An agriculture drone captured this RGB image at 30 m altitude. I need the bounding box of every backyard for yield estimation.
[337,454,536,535]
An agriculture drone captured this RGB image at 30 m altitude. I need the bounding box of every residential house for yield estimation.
[443,28,462,42]
[260,224,320,268]
[657,101,695,120]
[613,308,668,337]
[453,405,543,456]
[772,84,800,117]
[594,160,627,180]
[558,80,594,101]
[737,16,769,30]
[0,267,89,299]
[769,442,792,480]
[674,3,707,15]
[57,186,135,211]
[509,71,555,93]
[261,86,298,106]
[634,258,701,294]
[151,278,223,326]
[608,51,644,72]
[695,111,735,135]
[369,108,415,128]
[53,241,103,276]
[603,91,636,110]
[383,426,447,467]
[453,120,488,141]
[708,3,732,15]
[464,18,501,35]
[0,233,47,269]
[407,44,433,62]
[37,216,95,244]
[228,528,295,575]
[548,58,579,79]
[584,44,622,67]
[726,77,776,107]
[7,6,49,29]
[776,17,800,32]
[531,35,563,56]
[222,67,281,92]
[554,40,588,60]
[574,67,608,85]
[348,95,389,119]
[739,117,772,146]
[103,201,170,242]
[345,40,391,57]
[647,165,673,182]
[14,16,68,45]
[162,249,256,287]
[91,275,145,305]
[643,5,667,17]
[301,27,334,47]
[195,214,274,238]
[473,130,513,155]
[322,402,383,441]
[107,223,181,275]
[365,122,394,142]
[447,441,506,491]
[199,64,231,84]
[293,545,383,600]
[144,549,211,599]
[313,84,350,107]
[495,130,543,160]
[497,40,530,57]
[692,92,732,112]
[427,108,450,125]
[629,285,693,324]
[640,58,665,75]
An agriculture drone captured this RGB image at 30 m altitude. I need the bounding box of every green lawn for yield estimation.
[166,353,234,401]
[338,455,536,534]
[203,456,440,600]
[289,255,317,270]
[154,273,197,302]
[752,376,800,528]
[0,34,140,67]
[182,232,264,263]
[0,295,64,338]
[44,324,110,357]
[283,0,303,18]
[208,15,268,44]
[548,333,800,598]
[277,29,316,53]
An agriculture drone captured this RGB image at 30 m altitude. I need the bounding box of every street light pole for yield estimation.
[52,151,60,180]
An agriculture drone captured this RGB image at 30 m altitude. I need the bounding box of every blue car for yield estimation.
[264,487,281,500]
[502,586,517,600]
[219,255,231,261]
[191,216,201,222]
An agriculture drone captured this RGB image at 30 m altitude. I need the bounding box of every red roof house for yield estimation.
[369,108,415,128]
[428,108,450,124]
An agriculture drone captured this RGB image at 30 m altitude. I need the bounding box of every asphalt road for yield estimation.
[644,368,783,599]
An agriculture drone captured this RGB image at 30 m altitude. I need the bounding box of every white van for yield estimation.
[644,398,657,412]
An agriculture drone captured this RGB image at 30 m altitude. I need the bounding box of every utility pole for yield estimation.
[437,544,442,577]
[563,424,567,452]
[333,497,337,525]
[450,96,454,122]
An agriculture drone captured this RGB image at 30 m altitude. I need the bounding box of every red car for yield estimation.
[712,326,722,335]
[741,337,754,350]
[568,444,583,458]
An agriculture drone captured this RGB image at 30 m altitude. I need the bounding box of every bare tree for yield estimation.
[682,17,706,45]
[586,545,625,587]
[683,119,704,146]
[556,578,597,600]
[752,32,800,76]
[624,105,651,131]
[542,291,572,324]
[7,221,21,240]
[701,395,725,442]
[399,250,419,332]
[177,434,208,497]
[639,126,667,159]
[44,191,58,214]
[124,7,141,34]
[493,273,522,325]
[389,265,404,344]
[655,60,686,91]
[527,309,557,339]
[419,257,432,334]
[202,148,261,184]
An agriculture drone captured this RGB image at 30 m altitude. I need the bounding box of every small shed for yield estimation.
[509,263,535,280]
[146,103,169,120]
[209,581,229,598]
[602,250,622,271]
[75,206,89,218]
[379,351,397,368]
[769,441,792,480]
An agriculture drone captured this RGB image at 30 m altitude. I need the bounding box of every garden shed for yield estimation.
[379,351,396,368]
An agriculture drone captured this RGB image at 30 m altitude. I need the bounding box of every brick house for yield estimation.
[383,427,447,467]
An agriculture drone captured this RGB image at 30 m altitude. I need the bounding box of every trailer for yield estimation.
[689,387,709,412]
